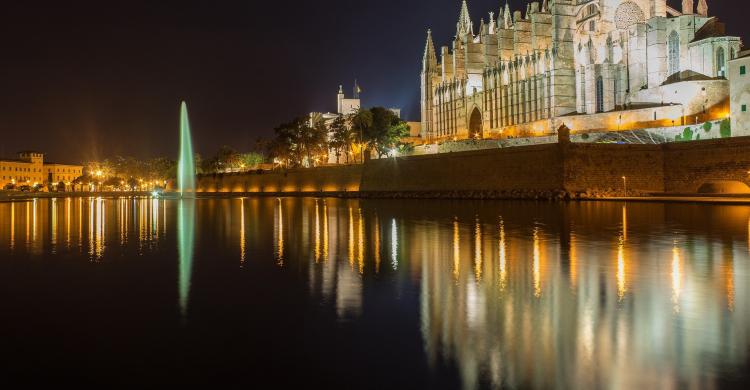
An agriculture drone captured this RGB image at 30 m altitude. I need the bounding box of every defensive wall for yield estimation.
[196,136,750,199]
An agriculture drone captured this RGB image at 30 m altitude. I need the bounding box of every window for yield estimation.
[668,31,680,76]
[596,76,604,113]
[741,66,746,76]
[589,21,596,31]
[717,47,726,77]
[743,104,747,112]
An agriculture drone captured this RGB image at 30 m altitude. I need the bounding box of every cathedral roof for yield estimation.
[691,17,726,42]
[662,70,717,85]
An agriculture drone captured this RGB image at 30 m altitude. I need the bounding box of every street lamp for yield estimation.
[622,176,627,196]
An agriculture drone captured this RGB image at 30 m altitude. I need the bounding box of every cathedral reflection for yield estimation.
[1,198,749,388]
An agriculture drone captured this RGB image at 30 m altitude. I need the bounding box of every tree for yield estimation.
[238,153,264,169]
[349,109,373,162]
[302,117,330,167]
[364,107,410,158]
[329,115,353,164]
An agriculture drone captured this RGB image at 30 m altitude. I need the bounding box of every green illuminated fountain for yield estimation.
[177,101,196,320]
[178,101,195,198]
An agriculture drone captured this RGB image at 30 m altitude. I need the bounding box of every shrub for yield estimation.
[581,133,590,140]
[703,121,713,133]
[720,119,731,138]
[682,127,693,141]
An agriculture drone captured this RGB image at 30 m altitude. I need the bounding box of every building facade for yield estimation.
[0,152,83,190]
[729,51,750,137]
[421,0,741,141]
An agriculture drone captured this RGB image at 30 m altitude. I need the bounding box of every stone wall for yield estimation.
[360,144,564,195]
[563,143,665,195]
[196,165,363,194]
[663,137,750,193]
[196,137,750,198]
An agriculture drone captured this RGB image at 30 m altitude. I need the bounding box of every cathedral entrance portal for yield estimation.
[469,108,483,139]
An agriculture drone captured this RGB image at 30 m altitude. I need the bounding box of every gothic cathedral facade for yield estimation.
[421,0,741,140]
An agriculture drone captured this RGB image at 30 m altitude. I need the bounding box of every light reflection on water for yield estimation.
[0,197,749,388]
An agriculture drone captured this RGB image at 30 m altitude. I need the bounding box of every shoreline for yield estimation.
[4,190,750,205]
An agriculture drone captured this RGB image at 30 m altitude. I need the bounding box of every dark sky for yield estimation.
[0,0,747,163]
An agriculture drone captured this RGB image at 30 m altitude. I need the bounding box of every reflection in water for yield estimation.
[498,218,506,291]
[2,198,750,388]
[178,199,195,318]
[275,199,284,266]
[391,218,398,271]
[672,243,682,313]
[240,198,246,266]
[9,203,14,251]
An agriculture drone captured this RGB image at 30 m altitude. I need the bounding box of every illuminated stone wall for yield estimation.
[196,165,364,194]
[664,136,750,193]
[197,136,750,197]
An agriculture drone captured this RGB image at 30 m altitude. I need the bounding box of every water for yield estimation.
[178,102,195,197]
[1,197,749,388]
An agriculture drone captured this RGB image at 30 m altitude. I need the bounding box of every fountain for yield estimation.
[177,101,196,198]
[176,101,196,320]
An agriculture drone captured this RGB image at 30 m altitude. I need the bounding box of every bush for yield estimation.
[703,121,713,133]
[581,133,590,140]
[720,119,731,138]
[682,127,693,141]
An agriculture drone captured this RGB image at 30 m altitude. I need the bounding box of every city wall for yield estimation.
[196,137,750,198]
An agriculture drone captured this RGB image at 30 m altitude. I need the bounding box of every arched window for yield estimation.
[717,47,726,77]
[596,76,604,113]
[668,31,680,76]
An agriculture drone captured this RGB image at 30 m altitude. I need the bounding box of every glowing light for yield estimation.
[240,198,246,266]
[358,208,364,274]
[314,200,320,263]
[9,203,14,251]
[474,217,482,282]
[453,217,460,280]
[617,237,626,301]
[499,218,506,291]
[275,199,284,266]
[672,243,681,313]
[533,227,541,298]
[391,218,398,271]
[348,207,354,268]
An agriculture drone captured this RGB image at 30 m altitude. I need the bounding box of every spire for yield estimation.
[682,0,694,15]
[697,0,708,16]
[457,0,473,36]
[423,29,438,71]
[526,3,531,19]
[503,1,512,29]
[541,0,548,13]
[489,12,496,34]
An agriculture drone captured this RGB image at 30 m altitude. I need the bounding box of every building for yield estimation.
[729,50,750,136]
[421,0,741,141]
[0,151,83,190]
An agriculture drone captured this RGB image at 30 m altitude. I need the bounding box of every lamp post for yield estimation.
[622,176,627,197]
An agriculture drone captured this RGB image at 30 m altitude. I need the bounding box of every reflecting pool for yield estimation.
[1,197,749,388]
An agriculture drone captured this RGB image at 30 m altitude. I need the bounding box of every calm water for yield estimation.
[1,197,749,388]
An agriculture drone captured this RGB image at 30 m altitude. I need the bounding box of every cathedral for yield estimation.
[420,0,741,140]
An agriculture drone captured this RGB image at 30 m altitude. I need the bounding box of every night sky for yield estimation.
[0,0,747,163]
